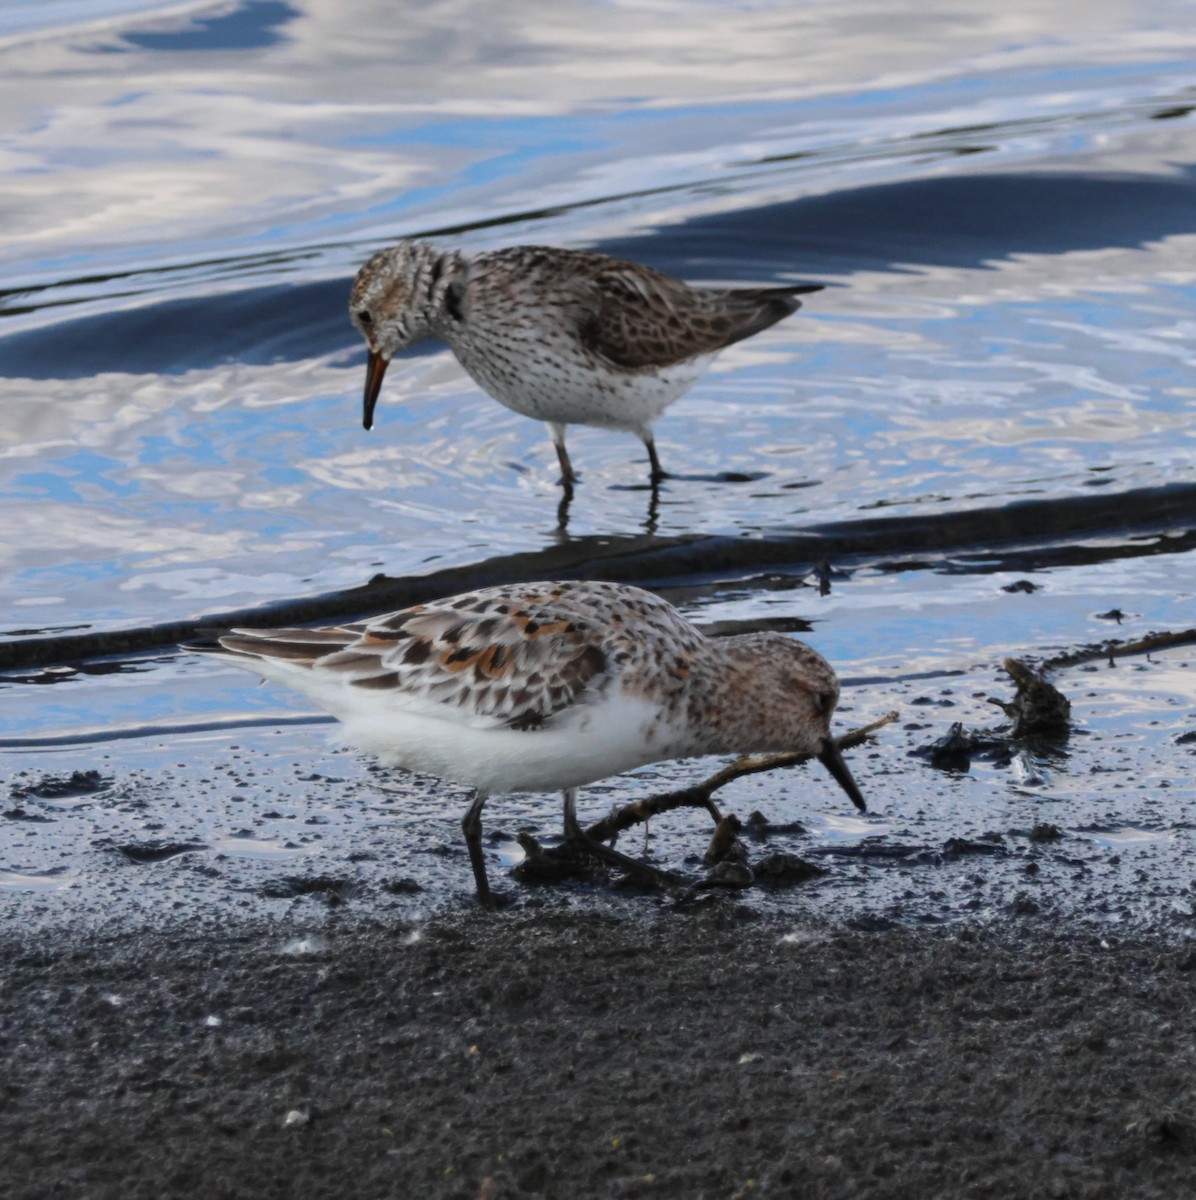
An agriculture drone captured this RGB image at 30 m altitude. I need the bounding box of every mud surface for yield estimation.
[3,906,1195,1200]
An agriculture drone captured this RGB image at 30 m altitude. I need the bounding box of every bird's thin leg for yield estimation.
[461,790,493,906]
[643,434,667,483]
[562,788,583,841]
[548,422,576,489]
[562,788,680,889]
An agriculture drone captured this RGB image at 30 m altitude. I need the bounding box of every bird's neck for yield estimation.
[678,636,793,757]
[418,246,469,340]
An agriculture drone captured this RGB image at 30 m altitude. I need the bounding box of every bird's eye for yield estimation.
[357,309,372,325]
[816,691,834,714]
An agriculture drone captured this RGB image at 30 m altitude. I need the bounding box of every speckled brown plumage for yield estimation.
[196,580,864,903]
[349,242,822,485]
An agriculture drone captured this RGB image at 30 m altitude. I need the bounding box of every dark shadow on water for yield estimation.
[116,1,298,53]
[4,170,1195,379]
[608,471,771,489]
[0,278,355,379]
[2,481,1194,674]
[600,170,1196,278]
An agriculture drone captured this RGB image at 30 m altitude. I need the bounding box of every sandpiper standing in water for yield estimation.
[349,242,822,489]
[193,580,865,904]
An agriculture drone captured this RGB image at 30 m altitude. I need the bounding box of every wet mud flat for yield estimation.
[3,906,1195,1200]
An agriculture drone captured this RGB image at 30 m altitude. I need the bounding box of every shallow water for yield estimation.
[1,1,1194,924]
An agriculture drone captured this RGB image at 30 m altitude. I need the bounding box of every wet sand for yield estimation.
[4,903,1195,1199]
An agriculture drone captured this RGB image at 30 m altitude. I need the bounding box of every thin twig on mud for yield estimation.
[1044,626,1196,670]
[584,710,899,843]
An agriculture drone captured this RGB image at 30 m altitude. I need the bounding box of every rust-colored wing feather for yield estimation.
[209,584,613,730]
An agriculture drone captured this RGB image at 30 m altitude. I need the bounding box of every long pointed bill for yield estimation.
[817,738,867,813]
[362,349,389,430]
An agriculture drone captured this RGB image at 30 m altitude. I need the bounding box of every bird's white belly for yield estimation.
[456,339,716,434]
[340,692,684,796]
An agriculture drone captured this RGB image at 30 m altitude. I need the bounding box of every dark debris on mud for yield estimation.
[1,908,1195,1200]
[9,768,110,801]
[911,657,1072,773]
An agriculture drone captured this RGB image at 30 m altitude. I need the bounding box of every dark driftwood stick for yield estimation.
[584,710,900,843]
[1044,627,1196,670]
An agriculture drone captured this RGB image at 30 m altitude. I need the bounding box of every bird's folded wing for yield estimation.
[220,595,610,731]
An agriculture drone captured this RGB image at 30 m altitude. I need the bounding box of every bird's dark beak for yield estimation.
[817,738,867,813]
[362,349,389,431]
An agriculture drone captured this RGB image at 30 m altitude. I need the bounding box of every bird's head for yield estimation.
[349,241,458,430]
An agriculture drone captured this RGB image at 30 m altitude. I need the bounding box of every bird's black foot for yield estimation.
[513,831,604,884]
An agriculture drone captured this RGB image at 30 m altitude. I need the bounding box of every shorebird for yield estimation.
[193,580,865,904]
[349,241,822,487]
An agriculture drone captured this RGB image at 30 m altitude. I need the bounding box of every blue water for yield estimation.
[1,0,1194,918]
